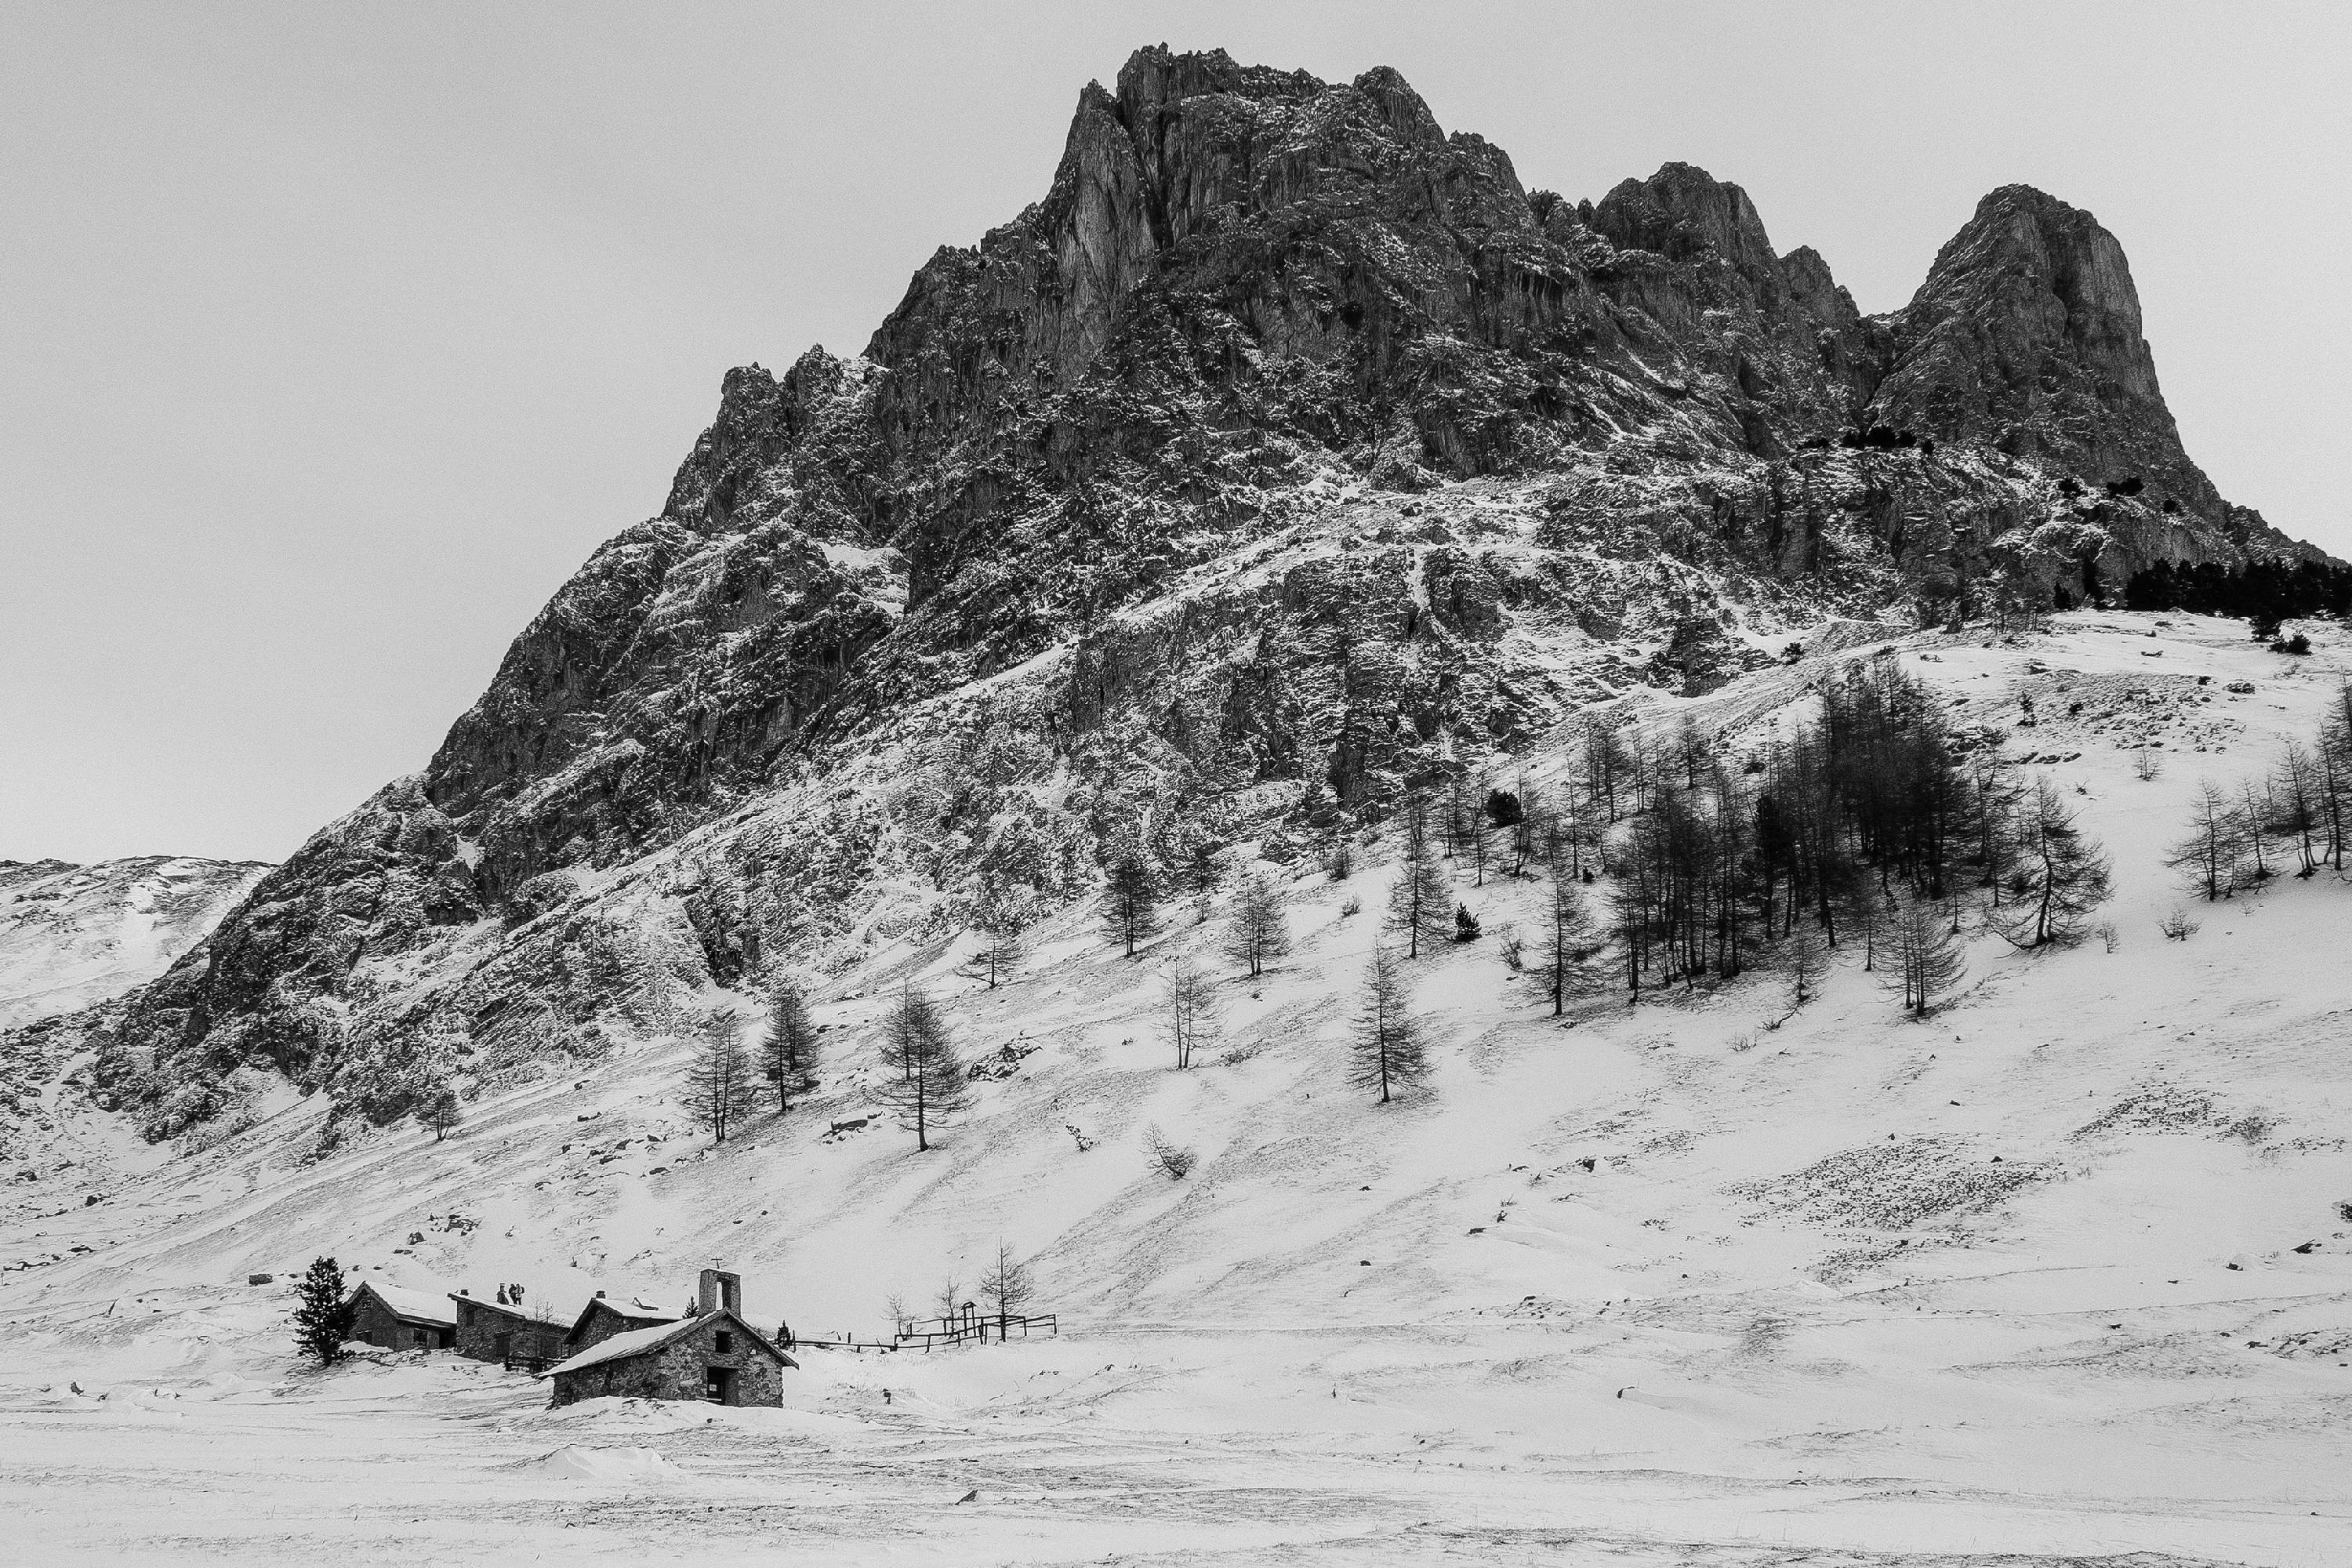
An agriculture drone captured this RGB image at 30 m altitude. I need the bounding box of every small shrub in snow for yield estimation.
[1452,904,1482,942]
[1496,922,1524,970]
[2159,906,2201,942]
[1143,1123,1196,1180]
[1338,895,1362,918]
[2227,1112,2277,1145]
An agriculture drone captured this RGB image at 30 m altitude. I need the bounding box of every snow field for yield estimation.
[2,612,2349,1564]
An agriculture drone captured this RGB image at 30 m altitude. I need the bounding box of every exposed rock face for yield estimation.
[48,46,2334,1145]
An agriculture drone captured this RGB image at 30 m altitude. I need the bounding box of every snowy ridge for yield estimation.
[0,856,267,1033]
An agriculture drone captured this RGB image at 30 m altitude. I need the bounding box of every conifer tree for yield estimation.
[416,1083,462,1142]
[2238,779,2278,883]
[1102,851,1163,957]
[1889,901,1966,1015]
[1534,869,1593,1016]
[2169,782,2248,901]
[1583,721,1629,822]
[292,1256,355,1363]
[2275,740,2322,874]
[1387,804,1451,960]
[979,1241,1036,1341]
[1163,959,1218,1069]
[2315,699,2352,869]
[683,1008,753,1142]
[1509,775,1542,877]
[876,984,971,1152]
[760,974,820,1112]
[1466,768,1493,887]
[1784,917,1830,1011]
[1224,870,1291,978]
[1999,780,2113,949]
[974,917,1025,987]
[1352,947,1431,1105]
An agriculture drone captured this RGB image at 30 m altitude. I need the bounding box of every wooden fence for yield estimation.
[790,1312,1059,1355]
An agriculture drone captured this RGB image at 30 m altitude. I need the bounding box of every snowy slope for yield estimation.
[0,856,267,1032]
[2,612,2347,1565]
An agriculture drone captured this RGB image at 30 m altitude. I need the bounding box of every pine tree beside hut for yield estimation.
[292,1256,355,1363]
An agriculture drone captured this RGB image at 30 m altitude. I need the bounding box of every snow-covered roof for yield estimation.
[563,1293,681,1336]
[357,1281,458,1327]
[539,1308,791,1381]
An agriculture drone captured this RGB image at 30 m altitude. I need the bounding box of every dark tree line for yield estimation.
[2126,558,2352,626]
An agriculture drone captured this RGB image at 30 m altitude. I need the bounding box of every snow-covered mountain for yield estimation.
[45,48,2347,1156]
[5,46,2350,1563]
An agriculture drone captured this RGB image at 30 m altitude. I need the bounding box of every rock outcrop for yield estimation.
[43,46,2341,1145]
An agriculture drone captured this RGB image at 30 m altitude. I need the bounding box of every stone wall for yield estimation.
[451,1298,564,1365]
[548,1312,786,1408]
[349,1293,449,1352]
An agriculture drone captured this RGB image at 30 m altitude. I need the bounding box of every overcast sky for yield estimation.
[4,1,2346,865]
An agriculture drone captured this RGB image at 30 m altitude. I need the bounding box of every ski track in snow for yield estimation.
[2,612,2349,1566]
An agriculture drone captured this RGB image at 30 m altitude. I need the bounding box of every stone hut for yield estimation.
[448,1290,568,1369]
[541,1269,793,1408]
[560,1291,681,1354]
[347,1281,456,1351]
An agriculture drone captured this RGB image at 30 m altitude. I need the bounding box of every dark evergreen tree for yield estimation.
[292,1256,354,1363]
[416,1083,461,1142]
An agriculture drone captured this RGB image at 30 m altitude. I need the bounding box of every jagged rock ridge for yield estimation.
[45,45,2337,1145]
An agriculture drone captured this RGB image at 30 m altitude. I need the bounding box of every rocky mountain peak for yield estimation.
[1590,162,1778,277]
[1871,184,2172,477]
[36,45,2342,1154]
